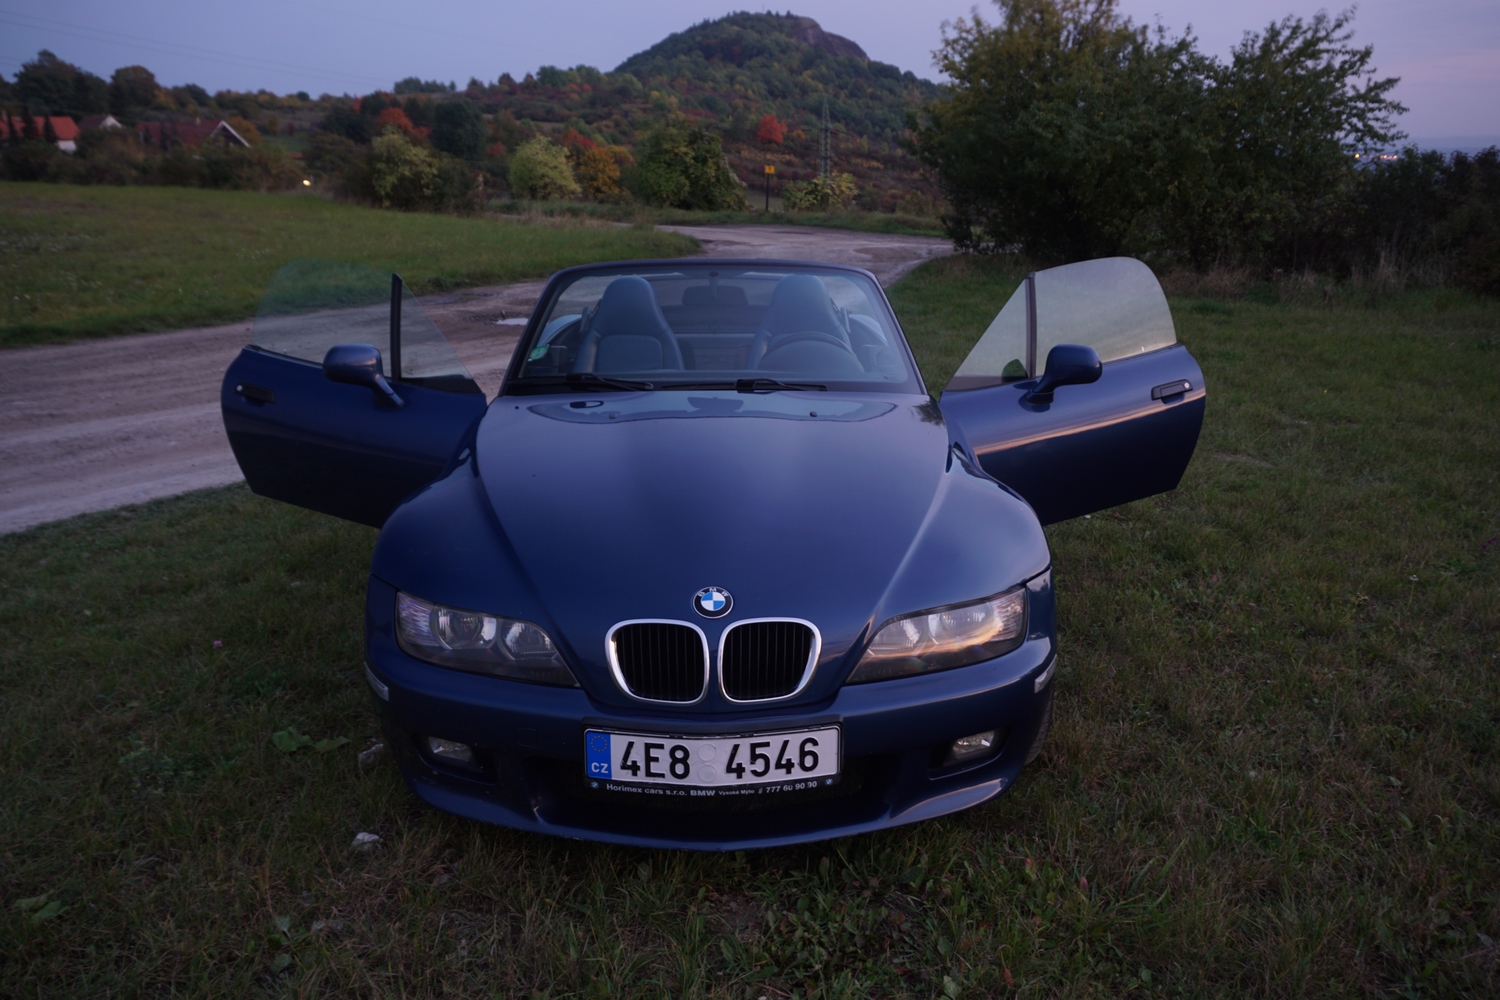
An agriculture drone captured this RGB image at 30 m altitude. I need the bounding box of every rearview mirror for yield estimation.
[323,343,403,407]
[1024,344,1101,404]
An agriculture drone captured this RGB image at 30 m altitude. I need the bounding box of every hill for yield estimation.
[456,11,943,210]
[2,12,945,212]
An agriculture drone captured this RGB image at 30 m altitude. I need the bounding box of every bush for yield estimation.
[73,128,150,185]
[343,127,480,213]
[1353,147,1500,295]
[783,172,858,211]
[154,144,302,192]
[507,137,580,200]
[1,141,72,182]
[633,119,747,210]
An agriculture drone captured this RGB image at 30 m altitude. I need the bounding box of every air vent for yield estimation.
[720,620,819,702]
[609,621,708,702]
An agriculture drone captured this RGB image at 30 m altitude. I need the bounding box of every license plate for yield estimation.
[584,726,840,791]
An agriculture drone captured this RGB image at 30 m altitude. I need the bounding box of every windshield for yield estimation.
[506,264,921,393]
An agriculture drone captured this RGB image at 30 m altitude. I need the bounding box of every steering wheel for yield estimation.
[759,330,862,368]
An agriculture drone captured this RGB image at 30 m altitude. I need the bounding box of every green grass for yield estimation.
[3,256,1499,997]
[0,184,698,347]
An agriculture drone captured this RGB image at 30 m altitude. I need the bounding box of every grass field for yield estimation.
[2,257,1498,997]
[0,184,697,347]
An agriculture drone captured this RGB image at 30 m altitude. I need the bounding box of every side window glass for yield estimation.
[947,257,1175,391]
[253,258,479,393]
[1034,257,1175,365]
[949,282,1030,389]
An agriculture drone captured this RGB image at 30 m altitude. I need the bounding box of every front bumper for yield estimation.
[365,585,1056,851]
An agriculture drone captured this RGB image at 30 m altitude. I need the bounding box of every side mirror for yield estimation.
[323,343,403,407]
[1025,344,1101,404]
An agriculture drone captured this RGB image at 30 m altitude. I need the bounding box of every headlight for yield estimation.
[846,587,1026,684]
[395,592,579,687]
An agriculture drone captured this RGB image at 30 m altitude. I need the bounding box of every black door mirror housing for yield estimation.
[1024,344,1102,404]
[323,343,403,407]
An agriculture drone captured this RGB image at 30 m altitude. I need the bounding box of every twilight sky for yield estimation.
[1,1,1495,144]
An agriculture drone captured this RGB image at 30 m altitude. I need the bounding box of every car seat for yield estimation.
[573,276,684,373]
[747,274,851,367]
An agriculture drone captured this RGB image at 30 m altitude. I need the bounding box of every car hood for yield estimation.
[452,390,1048,701]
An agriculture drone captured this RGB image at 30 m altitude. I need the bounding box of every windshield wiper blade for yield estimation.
[733,377,827,393]
[565,372,655,391]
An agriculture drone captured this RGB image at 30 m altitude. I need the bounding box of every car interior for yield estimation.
[519,271,908,381]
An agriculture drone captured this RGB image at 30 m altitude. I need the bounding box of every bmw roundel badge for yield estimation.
[694,586,732,618]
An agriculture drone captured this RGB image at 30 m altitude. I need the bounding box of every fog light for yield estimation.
[946,730,997,765]
[426,736,474,766]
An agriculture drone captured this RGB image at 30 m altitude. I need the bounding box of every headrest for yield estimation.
[760,274,844,338]
[593,276,670,337]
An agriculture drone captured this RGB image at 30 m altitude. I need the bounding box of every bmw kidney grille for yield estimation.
[609,622,708,702]
[719,620,819,701]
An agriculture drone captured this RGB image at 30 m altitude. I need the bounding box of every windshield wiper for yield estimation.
[564,372,655,392]
[656,378,828,392]
[733,378,827,393]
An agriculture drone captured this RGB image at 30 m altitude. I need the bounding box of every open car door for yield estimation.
[939,257,1205,525]
[221,259,488,527]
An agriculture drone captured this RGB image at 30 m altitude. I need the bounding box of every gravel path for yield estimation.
[0,225,951,535]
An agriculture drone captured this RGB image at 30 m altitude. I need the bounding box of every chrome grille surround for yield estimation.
[606,620,710,703]
[717,618,821,703]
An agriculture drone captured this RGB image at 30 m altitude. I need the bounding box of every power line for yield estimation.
[0,9,389,90]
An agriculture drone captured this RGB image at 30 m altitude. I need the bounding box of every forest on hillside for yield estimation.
[0,12,944,212]
[3,3,1495,290]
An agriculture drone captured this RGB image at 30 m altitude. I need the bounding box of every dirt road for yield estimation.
[0,225,951,535]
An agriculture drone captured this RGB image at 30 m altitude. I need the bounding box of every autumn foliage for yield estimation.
[755,114,785,146]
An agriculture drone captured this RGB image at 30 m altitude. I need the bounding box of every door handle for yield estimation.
[235,382,275,403]
[1151,379,1191,401]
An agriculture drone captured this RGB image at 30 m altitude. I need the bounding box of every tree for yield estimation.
[1184,11,1405,266]
[910,0,1208,261]
[108,65,161,115]
[368,126,439,208]
[911,1,1404,267]
[432,99,485,159]
[633,118,747,210]
[756,113,785,145]
[575,145,633,202]
[225,115,262,145]
[374,107,417,135]
[507,137,580,200]
[14,50,107,116]
[319,107,373,145]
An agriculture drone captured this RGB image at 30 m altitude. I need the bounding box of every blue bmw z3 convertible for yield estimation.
[221,255,1205,850]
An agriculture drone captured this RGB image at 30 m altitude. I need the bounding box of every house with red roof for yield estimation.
[136,118,250,151]
[0,113,81,152]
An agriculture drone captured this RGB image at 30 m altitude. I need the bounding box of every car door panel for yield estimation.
[938,257,1205,524]
[223,347,486,527]
[941,345,1204,525]
[220,260,489,528]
